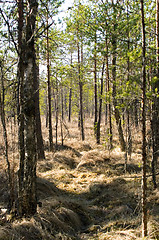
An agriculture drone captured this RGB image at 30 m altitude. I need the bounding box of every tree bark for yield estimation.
[35,47,45,159]
[106,35,113,150]
[94,31,98,136]
[127,109,132,159]
[140,0,148,237]
[134,99,139,128]
[96,61,105,144]
[112,36,126,152]
[125,4,132,167]
[0,67,14,210]
[68,53,73,122]
[151,0,159,189]
[78,41,85,141]
[61,85,64,121]
[46,18,53,151]
[111,1,126,152]
[68,86,72,122]
[17,0,25,216]
[18,0,38,216]
[55,76,59,148]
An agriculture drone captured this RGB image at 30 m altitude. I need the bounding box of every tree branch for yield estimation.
[0,8,19,55]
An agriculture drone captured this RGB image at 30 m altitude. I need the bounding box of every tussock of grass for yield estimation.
[0,118,159,239]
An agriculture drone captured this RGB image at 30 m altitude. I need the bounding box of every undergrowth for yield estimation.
[0,117,158,239]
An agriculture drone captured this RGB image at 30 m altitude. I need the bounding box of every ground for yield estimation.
[0,117,159,239]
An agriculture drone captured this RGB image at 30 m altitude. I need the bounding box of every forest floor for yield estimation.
[0,117,159,239]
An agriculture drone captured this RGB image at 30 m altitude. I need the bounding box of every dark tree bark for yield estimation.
[105,75,108,126]
[68,53,73,122]
[17,0,25,216]
[106,35,113,150]
[96,61,105,144]
[151,0,159,189]
[47,18,53,151]
[18,0,38,216]
[68,86,72,122]
[134,99,139,128]
[140,0,148,237]
[94,31,98,136]
[127,109,132,159]
[60,118,64,146]
[55,76,59,147]
[78,41,85,141]
[61,85,64,121]
[64,87,68,118]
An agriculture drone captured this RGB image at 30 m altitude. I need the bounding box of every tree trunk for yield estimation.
[18,0,38,216]
[127,109,132,159]
[125,6,132,168]
[55,76,59,148]
[105,77,108,126]
[17,0,25,216]
[47,18,53,151]
[78,41,85,141]
[106,35,113,150]
[35,47,45,159]
[151,0,159,189]
[64,87,68,118]
[61,85,64,121]
[94,31,98,136]
[68,53,73,122]
[68,87,72,122]
[96,61,105,144]
[0,69,14,210]
[60,118,64,146]
[134,99,139,128]
[112,36,126,152]
[140,0,148,237]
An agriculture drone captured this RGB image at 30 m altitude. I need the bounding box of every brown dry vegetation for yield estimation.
[0,117,159,240]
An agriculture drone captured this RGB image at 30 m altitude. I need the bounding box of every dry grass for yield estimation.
[0,117,158,239]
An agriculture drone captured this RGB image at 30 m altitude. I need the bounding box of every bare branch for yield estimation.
[0,8,19,55]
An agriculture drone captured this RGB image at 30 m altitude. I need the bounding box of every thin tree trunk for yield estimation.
[140,0,148,237]
[81,43,85,140]
[68,53,73,122]
[68,87,72,122]
[45,99,48,128]
[78,41,85,140]
[106,35,113,150]
[96,61,105,144]
[0,71,14,210]
[134,99,139,128]
[64,87,68,117]
[151,0,159,189]
[105,77,108,126]
[112,35,126,152]
[94,31,98,136]
[125,3,132,169]
[47,18,53,151]
[55,76,59,147]
[127,109,132,159]
[60,118,64,146]
[35,46,45,159]
[61,85,64,121]
[111,0,126,152]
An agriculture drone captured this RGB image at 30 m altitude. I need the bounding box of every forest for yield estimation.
[0,0,159,239]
